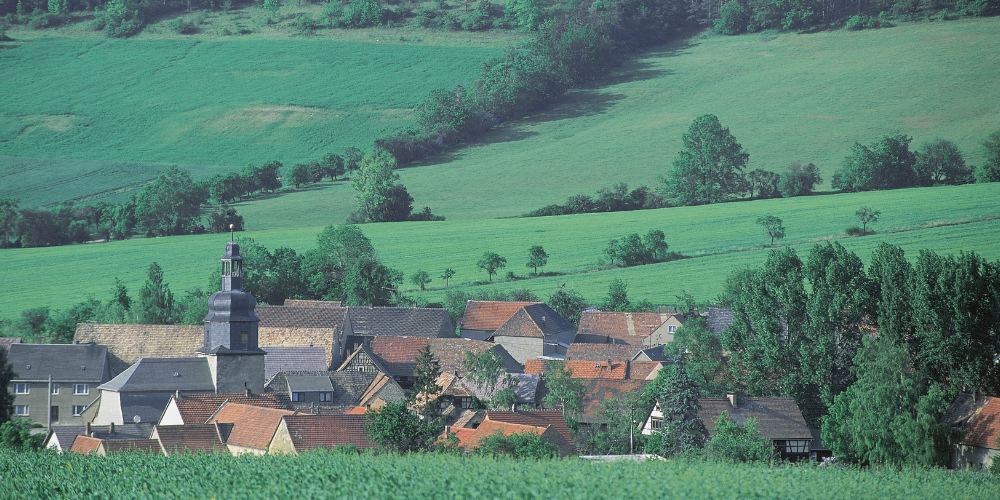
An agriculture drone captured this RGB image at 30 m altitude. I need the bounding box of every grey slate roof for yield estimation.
[121,392,178,424]
[286,375,335,392]
[632,346,674,363]
[256,305,347,329]
[98,357,215,392]
[265,370,378,408]
[263,347,328,380]
[698,397,812,440]
[706,307,733,335]
[49,422,156,445]
[345,306,454,338]
[462,373,540,405]
[7,343,108,382]
[493,304,576,339]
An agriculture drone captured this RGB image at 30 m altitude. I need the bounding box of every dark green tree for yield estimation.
[914,139,971,186]
[755,215,785,245]
[868,243,914,344]
[412,343,442,417]
[541,361,586,423]
[440,268,456,287]
[322,152,346,181]
[658,356,709,456]
[832,133,917,192]
[855,206,880,234]
[351,151,413,223]
[302,225,376,300]
[778,162,822,198]
[257,160,283,193]
[714,0,749,34]
[411,270,431,291]
[0,198,18,249]
[134,166,208,237]
[474,430,558,459]
[463,348,517,410]
[666,317,726,396]
[664,114,749,206]
[364,400,435,453]
[746,169,781,199]
[290,164,311,188]
[477,251,506,282]
[707,411,775,463]
[526,245,548,275]
[0,346,13,424]
[135,262,176,324]
[548,288,588,326]
[600,279,631,311]
[975,129,1000,183]
[344,257,403,307]
[0,419,43,451]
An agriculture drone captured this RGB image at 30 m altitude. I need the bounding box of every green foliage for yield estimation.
[603,230,672,267]
[477,251,506,282]
[778,162,822,198]
[351,151,413,223]
[587,388,645,455]
[463,349,517,410]
[0,420,43,451]
[975,129,1000,183]
[0,347,13,424]
[914,139,971,186]
[855,206,881,234]
[167,16,199,34]
[440,268,456,287]
[755,215,785,245]
[344,257,403,306]
[547,288,587,326]
[707,411,775,463]
[411,270,431,291]
[207,206,244,234]
[134,166,208,237]
[666,317,726,396]
[412,343,442,416]
[658,356,709,456]
[102,0,145,38]
[600,278,630,311]
[746,169,781,199]
[526,245,548,275]
[135,262,176,325]
[665,114,749,206]
[503,0,541,30]
[343,0,385,28]
[474,430,558,459]
[833,133,917,192]
[714,1,749,35]
[364,400,436,453]
[845,12,893,30]
[541,361,585,422]
[462,0,495,31]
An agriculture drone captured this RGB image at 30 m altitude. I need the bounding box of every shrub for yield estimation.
[714,1,748,35]
[293,13,319,34]
[845,226,863,236]
[167,17,198,34]
[845,14,866,30]
[28,12,61,29]
[344,0,385,28]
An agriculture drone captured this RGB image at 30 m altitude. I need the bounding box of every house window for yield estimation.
[72,406,86,416]
[782,440,810,454]
[51,384,60,395]
[73,384,89,395]
[292,392,304,402]
[319,392,332,402]
[15,383,29,394]
[50,406,59,421]
[15,405,29,416]
[650,417,663,431]
[668,326,677,334]
[461,397,472,409]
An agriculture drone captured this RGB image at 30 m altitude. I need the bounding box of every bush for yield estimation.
[714,1,748,35]
[845,226,863,236]
[845,14,866,30]
[167,17,198,34]
[293,13,319,34]
[28,12,61,29]
[343,0,385,28]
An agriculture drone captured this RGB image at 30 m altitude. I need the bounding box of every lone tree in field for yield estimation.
[664,114,749,206]
[411,270,431,291]
[856,206,881,234]
[526,245,548,275]
[351,151,413,223]
[756,216,785,245]
[440,268,456,287]
[477,252,506,282]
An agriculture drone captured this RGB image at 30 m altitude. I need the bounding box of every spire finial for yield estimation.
[230,224,234,242]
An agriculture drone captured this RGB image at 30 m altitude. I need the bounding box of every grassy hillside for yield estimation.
[0,37,499,206]
[2,183,997,320]
[226,17,1000,225]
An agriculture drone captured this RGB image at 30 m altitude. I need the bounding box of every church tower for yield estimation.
[198,240,266,394]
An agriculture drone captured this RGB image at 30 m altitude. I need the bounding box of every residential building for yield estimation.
[491,304,577,364]
[459,301,540,340]
[7,343,110,427]
[268,414,376,455]
[942,393,1000,470]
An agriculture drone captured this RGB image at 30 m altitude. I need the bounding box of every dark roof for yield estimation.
[264,347,329,380]
[460,301,540,331]
[942,393,1000,450]
[74,324,202,376]
[256,305,346,329]
[280,414,376,451]
[483,411,575,453]
[492,304,576,339]
[102,439,162,455]
[168,393,292,425]
[565,344,638,362]
[632,346,673,363]
[121,392,177,425]
[346,306,454,338]
[698,397,812,440]
[0,337,21,352]
[266,371,377,408]
[368,337,521,378]
[282,300,342,308]
[99,357,214,392]
[706,307,733,335]
[209,402,296,451]
[357,372,406,407]
[578,380,650,423]
[286,375,334,392]
[47,423,156,451]
[153,424,228,455]
[462,373,540,405]
[7,343,108,382]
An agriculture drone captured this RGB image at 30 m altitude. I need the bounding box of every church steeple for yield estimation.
[199,240,263,355]
[220,241,243,292]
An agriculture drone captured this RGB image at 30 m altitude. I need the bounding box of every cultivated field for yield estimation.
[3,450,998,499]
[1,183,997,320]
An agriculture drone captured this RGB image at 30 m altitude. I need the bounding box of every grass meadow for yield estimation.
[1,183,997,320]
[0,38,499,206]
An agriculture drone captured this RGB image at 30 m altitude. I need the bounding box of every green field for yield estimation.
[3,450,998,499]
[0,38,500,206]
[2,183,997,320]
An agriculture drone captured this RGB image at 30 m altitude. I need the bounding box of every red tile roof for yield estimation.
[565,344,638,362]
[344,406,368,415]
[171,393,291,424]
[578,312,672,345]
[525,360,627,379]
[281,414,376,452]
[944,395,1000,450]
[101,439,162,455]
[69,436,102,455]
[483,410,575,452]
[153,424,228,455]
[209,403,297,451]
[369,337,521,378]
[629,362,663,381]
[461,301,540,331]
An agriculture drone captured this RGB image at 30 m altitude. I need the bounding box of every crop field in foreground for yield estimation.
[1,183,997,320]
[2,450,998,500]
[0,38,499,206]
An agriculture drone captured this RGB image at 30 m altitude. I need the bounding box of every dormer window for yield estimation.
[241,331,248,350]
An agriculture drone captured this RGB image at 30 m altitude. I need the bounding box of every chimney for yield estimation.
[85,422,91,436]
[175,389,181,401]
[444,425,451,434]
[246,387,252,398]
[109,422,115,434]
[727,392,737,407]
[511,404,517,413]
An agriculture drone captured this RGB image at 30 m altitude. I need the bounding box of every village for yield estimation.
[2,238,996,470]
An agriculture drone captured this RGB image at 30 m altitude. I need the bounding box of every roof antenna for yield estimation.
[230,224,234,242]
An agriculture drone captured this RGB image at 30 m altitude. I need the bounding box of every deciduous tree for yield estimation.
[0,346,13,424]
[440,268,456,287]
[526,245,548,275]
[411,270,431,291]
[778,162,822,198]
[548,288,587,326]
[666,317,726,396]
[975,129,1000,183]
[542,361,585,422]
[755,215,785,245]
[664,114,749,206]
[707,411,774,463]
[832,133,917,192]
[464,349,517,410]
[914,139,971,186]
[855,206,880,234]
[351,151,413,223]
[477,251,506,282]
[135,262,176,324]
[134,166,208,237]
